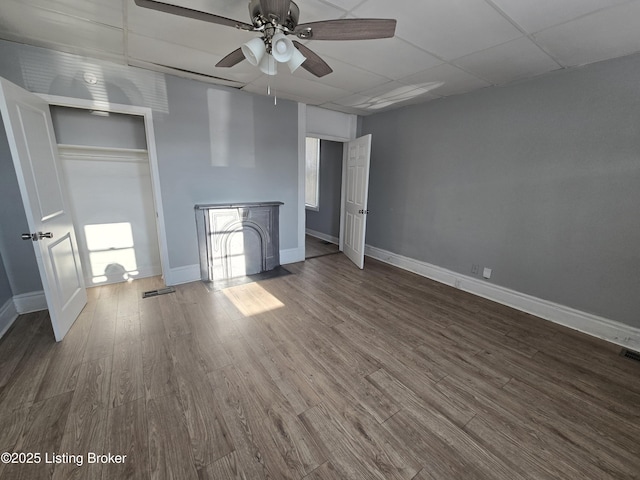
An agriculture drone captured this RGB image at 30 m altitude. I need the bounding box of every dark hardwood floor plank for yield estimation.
[110,339,144,408]
[255,403,327,478]
[0,324,56,412]
[382,410,493,480]
[52,355,113,480]
[83,298,117,362]
[157,293,191,339]
[35,306,93,402]
[302,461,345,480]
[171,335,234,468]
[103,397,149,480]
[196,451,244,480]
[0,311,49,388]
[256,347,323,415]
[4,391,74,480]
[0,406,27,452]
[207,367,275,480]
[367,368,530,480]
[147,392,199,480]
[298,402,419,480]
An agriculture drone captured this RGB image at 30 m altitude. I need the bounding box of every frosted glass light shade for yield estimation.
[271,32,294,63]
[241,38,266,66]
[259,54,277,75]
[287,48,306,73]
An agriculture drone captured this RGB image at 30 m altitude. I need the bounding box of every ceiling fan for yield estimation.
[133,0,397,77]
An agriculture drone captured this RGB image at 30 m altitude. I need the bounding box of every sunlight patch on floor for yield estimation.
[222,282,284,317]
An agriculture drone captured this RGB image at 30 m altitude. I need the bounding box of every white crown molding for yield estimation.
[365,245,640,351]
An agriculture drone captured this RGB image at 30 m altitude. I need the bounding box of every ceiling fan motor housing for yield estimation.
[249,0,299,31]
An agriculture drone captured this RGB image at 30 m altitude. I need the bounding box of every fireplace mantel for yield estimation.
[195,202,283,282]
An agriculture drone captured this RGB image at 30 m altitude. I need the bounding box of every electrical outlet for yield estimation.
[483,267,492,279]
[471,264,479,274]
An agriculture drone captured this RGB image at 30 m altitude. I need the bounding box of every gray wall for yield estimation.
[0,117,43,295]
[0,40,299,275]
[362,53,640,329]
[0,251,12,306]
[306,140,343,239]
[50,106,147,149]
[0,250,13,336]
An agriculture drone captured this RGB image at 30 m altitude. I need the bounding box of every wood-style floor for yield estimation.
[1,253,639,479]
[305,235,340,259]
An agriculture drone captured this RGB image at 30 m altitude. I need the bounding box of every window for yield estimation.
[305,137,320,210]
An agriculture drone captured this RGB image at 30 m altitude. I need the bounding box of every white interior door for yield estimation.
[342,134,372,269]
[0,77,86,341]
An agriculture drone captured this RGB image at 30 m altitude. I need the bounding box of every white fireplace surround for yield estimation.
[195,202,283,282]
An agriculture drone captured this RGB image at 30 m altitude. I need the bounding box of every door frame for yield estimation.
[298,104,357,260]
[38,94,170,284]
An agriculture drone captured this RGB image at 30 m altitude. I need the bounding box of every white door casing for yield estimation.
[0,77,86,341]
[342,134,372,269]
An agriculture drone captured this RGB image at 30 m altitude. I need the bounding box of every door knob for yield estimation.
[38,232,53,239]
[21,233,36,241]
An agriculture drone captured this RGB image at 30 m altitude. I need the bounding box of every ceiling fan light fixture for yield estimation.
[271,32,295,63]
[287,48,306,73]
[241,37,266,66]
[259,54,278,75]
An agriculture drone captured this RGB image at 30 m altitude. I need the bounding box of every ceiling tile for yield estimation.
[294,55,390,92]
[533,2,640,66]
[154,0,249,20]
[454,37,561,85]
[317,102,367,115]
[490,0,629,33]
[246,71,352,104]
[128,33,262,84]
[318,0,362,11]
[15,0,124,28]
[351,0,523,60]
[0,0,123,57]
[127,3,254,56]
[293,0,348,22]
[400,63,490,97]
[333,81,441,112]
[305,37,442,79]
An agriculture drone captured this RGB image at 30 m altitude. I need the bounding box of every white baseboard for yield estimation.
[305,228,339,245]
[13,291,47,314]
[0,298,18,339]
[281,247,304,265]
[165,264,200,286]
[365,245,640,351]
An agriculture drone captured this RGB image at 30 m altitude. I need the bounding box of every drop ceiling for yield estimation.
[1,0,640,115]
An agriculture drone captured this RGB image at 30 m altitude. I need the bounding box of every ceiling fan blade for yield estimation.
[294,19,397,40]
[259,0,291,23]
[215,48,245,68]
[133,0,253,30]
[293,41,333,78]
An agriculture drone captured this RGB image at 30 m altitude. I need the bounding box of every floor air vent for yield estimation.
[142,287,176,299]
[620,348,640,362]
